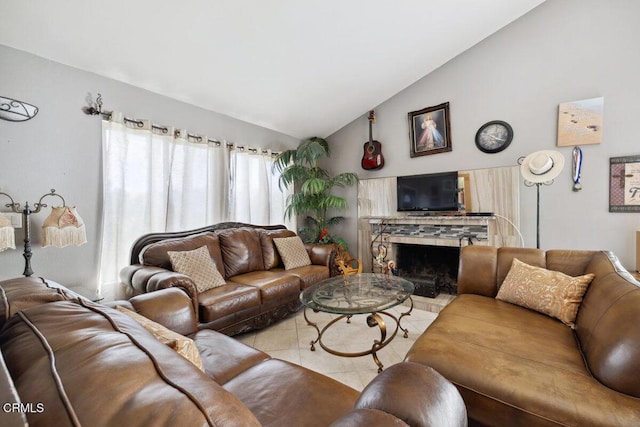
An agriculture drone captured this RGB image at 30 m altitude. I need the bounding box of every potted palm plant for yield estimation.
[273,137,358,250]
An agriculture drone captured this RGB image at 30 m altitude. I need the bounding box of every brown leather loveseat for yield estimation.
[405,246,640,426]
[0,276,467,427]
[121,222,336,335]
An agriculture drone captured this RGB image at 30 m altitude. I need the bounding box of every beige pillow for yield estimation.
[167,245,226,292]
[273,236,312,270]
[116,306,204,371]
[496,258,594,328]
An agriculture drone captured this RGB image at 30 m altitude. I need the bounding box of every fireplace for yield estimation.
[395,243,460,298]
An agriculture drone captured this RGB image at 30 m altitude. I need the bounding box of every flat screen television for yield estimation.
[396,171,459,212]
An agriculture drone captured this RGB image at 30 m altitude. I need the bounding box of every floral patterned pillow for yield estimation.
[496,258,594,328]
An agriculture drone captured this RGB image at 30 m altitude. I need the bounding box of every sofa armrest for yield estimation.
[332,363,467,427]
[120,264,199,313]
[105,288,198,336]
[305,243,340,276]
[130,288,199,336]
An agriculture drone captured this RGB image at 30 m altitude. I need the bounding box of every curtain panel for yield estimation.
[98,112,292,298]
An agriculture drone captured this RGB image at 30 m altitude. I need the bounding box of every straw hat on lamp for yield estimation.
[520,150,565,183]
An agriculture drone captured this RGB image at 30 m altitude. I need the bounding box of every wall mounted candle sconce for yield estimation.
[82,93,112,119]
[0,96,39,121]
[0,189,87,276]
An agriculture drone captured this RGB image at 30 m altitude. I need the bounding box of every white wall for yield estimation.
[326,0,640,270]
[0,45,299,297]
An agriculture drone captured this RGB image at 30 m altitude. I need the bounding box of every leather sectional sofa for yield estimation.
[0,276,467,427]
[406,246,640,426]
[121,222,338,335]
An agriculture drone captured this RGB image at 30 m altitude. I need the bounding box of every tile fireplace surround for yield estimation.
[364,215,499,288]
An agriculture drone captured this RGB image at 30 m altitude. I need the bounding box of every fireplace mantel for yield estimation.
[364,215,499,274]
[368,215,495,248]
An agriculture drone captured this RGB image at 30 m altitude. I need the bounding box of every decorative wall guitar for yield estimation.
[361,110,384,170]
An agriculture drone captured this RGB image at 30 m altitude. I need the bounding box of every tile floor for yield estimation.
[235,306,438,391]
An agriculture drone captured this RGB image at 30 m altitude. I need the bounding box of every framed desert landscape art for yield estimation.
[408,102,452,158]
[557,97,604,147]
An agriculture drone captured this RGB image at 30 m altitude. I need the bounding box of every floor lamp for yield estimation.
[519,151,565,249]
[0,189,87,276]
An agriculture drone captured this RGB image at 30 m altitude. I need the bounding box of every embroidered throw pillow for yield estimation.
[496,258,594,328]
[116,306,204,371]
[273,236,312,270]
[167,245,226,293]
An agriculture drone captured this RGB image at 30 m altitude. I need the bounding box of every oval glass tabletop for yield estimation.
[300,273,414,315]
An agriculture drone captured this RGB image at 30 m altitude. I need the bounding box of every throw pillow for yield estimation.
[496,258,595,328]
[273,236,312,270]
[167,245,226,293]
[115,306,204,371]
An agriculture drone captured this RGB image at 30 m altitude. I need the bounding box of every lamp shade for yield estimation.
[42,206,87,248]
[0,213,15,252]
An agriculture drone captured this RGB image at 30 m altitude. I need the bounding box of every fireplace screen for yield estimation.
[395,244,460,298]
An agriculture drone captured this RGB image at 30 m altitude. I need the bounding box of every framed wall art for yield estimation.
[609,155,640,212]
[408,102,452,158]
[557,97,603,147]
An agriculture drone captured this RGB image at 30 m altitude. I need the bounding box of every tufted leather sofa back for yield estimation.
[139,231,226,277]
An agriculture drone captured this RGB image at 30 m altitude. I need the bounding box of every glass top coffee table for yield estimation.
[300,273,414,372]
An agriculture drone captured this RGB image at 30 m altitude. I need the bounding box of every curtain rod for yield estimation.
[82,93,279,156]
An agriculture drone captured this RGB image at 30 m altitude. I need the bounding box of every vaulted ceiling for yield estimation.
[0,0,545,138]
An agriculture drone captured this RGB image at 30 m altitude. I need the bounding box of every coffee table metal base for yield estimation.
[303,297,413,373]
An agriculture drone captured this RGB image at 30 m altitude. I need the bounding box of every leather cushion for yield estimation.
[198,283,261,323]
[223,358,359,426]
[269,265,329,290]
[0,277,77,329]
[139,232,226,277]
[218,228,264,277]
[259,229,296,270]
[405,294,640,426]
[193,329,270,384]
[229,271,300,302]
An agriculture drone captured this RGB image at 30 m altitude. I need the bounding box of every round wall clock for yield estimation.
[475,120,513,153]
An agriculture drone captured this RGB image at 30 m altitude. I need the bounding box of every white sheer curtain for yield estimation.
[166,133,229,231]
[98,112,174,297]
[229,149,294,229]
[98,112,292,299]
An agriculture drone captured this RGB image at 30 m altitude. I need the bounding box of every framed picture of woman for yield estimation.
[408,102,452,158]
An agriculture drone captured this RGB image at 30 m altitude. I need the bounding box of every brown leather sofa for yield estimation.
[0,276,467,427]
[121,222,338,335]
[405,246,640,426]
